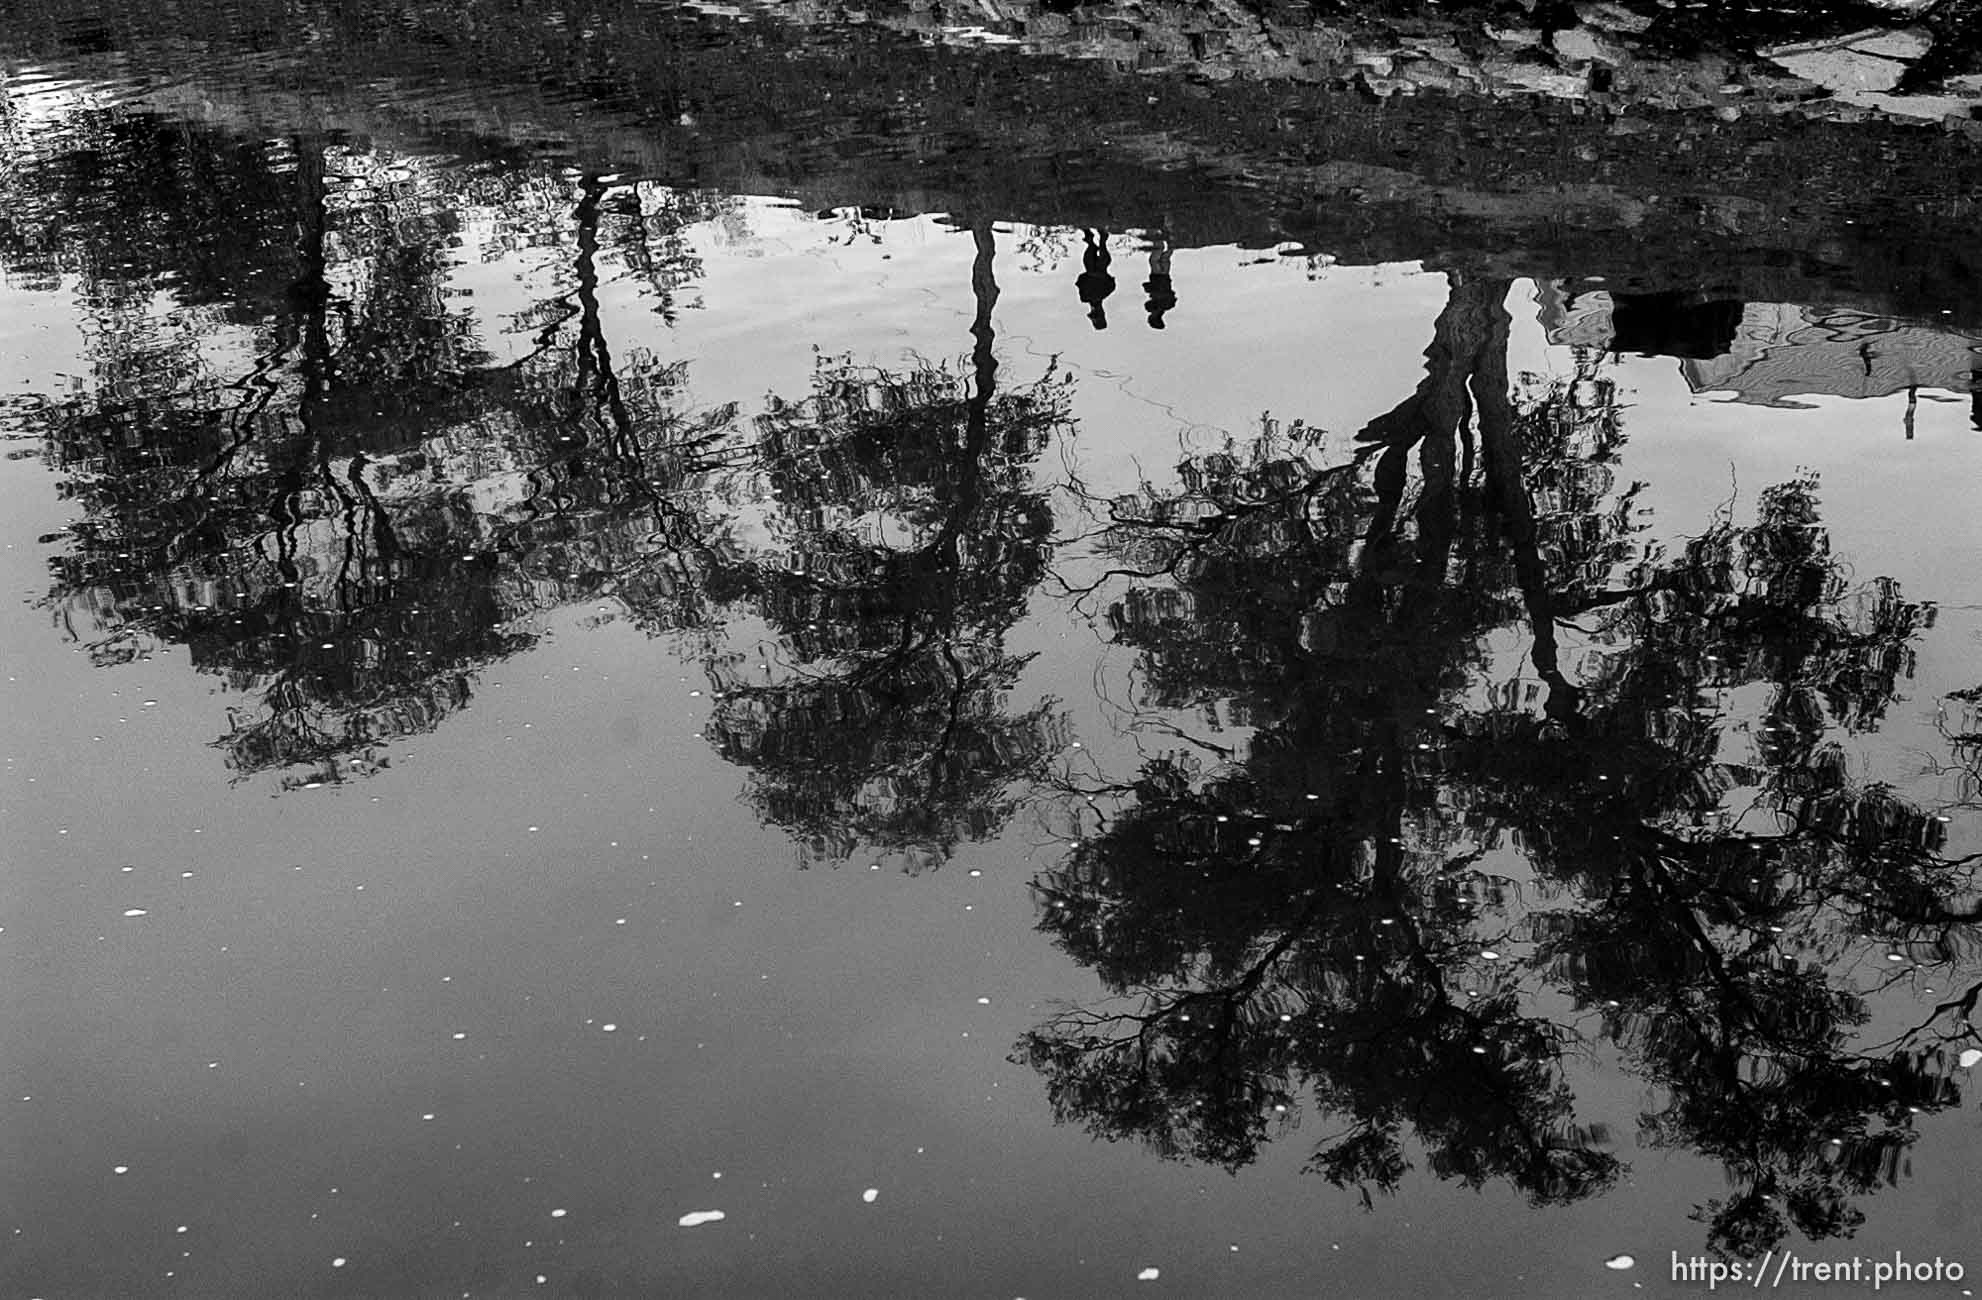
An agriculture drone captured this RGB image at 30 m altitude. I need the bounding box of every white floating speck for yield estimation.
[1605,1255,1635,1271]
[1137,1267,1161,1281]
[123,909,148,917]
[1960,1049,1982,1069]
[862,1188,879,1203]
[976,997,991,1005]
[602,1024,617,1033]
[551,1209,567,1218]
[1480,951,1500,961]
[332,1258,346,1268]
[678,1211,725,1227]
[113,1165,130,1175]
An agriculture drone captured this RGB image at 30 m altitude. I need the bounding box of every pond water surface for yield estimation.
[5,2,1982,1297]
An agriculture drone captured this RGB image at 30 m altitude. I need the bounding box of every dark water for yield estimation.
[4,1,1982,1296]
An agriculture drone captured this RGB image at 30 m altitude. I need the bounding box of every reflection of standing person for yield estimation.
[1143,239,1176,329]
[1076,228,1115,330]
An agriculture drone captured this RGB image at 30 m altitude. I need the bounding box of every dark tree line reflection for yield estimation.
[7,101,1981,1261]
[1016,274,1978,1259]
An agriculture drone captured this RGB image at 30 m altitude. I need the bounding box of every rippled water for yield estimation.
[5,1,1982,1296]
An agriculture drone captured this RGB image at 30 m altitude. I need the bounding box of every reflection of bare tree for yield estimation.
[702,224,1073,868]
[1019,278,1977,1258]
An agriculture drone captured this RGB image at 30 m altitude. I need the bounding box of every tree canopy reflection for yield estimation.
[699,224,1073,869]
[3,106,1070,864]
[9,98,1982,1254]
[3,116,738,788]
[1017,276,1978,1258]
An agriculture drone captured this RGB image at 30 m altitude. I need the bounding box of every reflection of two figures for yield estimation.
[1076,229,1115,330]
[1074,229,1175,330]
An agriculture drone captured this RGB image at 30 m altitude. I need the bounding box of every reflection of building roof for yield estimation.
[1680,305,1982,406]
[1537,283,1618,349]
[1538,285,1982,406]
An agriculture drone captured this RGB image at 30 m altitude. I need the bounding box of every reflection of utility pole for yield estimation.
[937,218,998,567]
[278,133,337,599]
[289,135,334,401]
[969,221,999,425]
[574,174,638,465]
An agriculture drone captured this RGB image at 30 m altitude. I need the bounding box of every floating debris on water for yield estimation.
[678,1210,726,1227]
